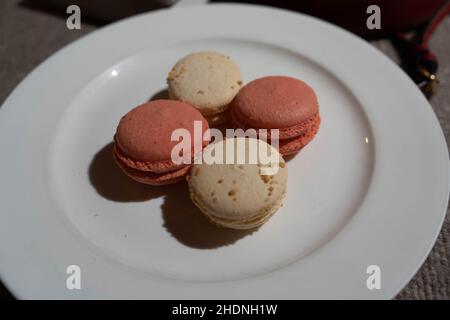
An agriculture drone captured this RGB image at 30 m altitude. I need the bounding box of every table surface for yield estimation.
[1,0,449,300]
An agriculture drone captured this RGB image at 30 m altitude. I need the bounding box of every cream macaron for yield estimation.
[187,137,287,229]
[167,51,243,126]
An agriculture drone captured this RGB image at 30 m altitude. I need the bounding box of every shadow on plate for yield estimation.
[88,142,255,248]
[88,142,167,202]
[161,182,256,249]
[148,88,170,101]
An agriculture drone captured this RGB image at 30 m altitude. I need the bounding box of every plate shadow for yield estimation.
[161,182,256,249]
[148,88,170,101]
[89,142,254,248]
[88,142,167,202]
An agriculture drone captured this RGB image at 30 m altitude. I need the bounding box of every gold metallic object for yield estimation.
[419,68,439,97]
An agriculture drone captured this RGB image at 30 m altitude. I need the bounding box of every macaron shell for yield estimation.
[167,52,243,114]
[113,150,190,185]
[115,99,209,163]
[187,138,287,229]
[230,75,319,129]
[192,188,286,229]
[189,162,286,220]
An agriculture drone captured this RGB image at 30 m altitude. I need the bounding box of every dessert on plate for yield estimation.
[112,54,320,230]
[187,137,287,229]
[113,99,209,185]
[231,75,320,155]
[167,51,243,126]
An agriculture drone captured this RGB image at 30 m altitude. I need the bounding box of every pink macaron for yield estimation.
[113,100,209,185]
[231,76,320,155]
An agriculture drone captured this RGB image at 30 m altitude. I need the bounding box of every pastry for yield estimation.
[187,137,287,229]
[231,76,320,155]
[113,100,209,185]
[167,51,243,126]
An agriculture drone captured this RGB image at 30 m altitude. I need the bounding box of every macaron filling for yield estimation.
[113,151,190,185]
[231,105,320,140]
[277,114,321,155]
[114,138,190,174]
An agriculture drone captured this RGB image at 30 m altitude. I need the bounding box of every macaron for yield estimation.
[230,76,320,155]
[113,100,209,185]
[187,137,287,229]
[167,51,243,126]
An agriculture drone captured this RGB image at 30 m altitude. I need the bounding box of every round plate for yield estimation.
[0,4,448,299]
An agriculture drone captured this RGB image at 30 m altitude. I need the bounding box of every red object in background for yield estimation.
[298,0,446,36]
[45,0,447,37]
[301,0,449,97]
[231,0,445,36]
[234,0,449,97]
[42,0,450,97]
[236,0,445,36]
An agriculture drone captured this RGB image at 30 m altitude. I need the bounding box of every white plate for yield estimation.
[0,4,448,299]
